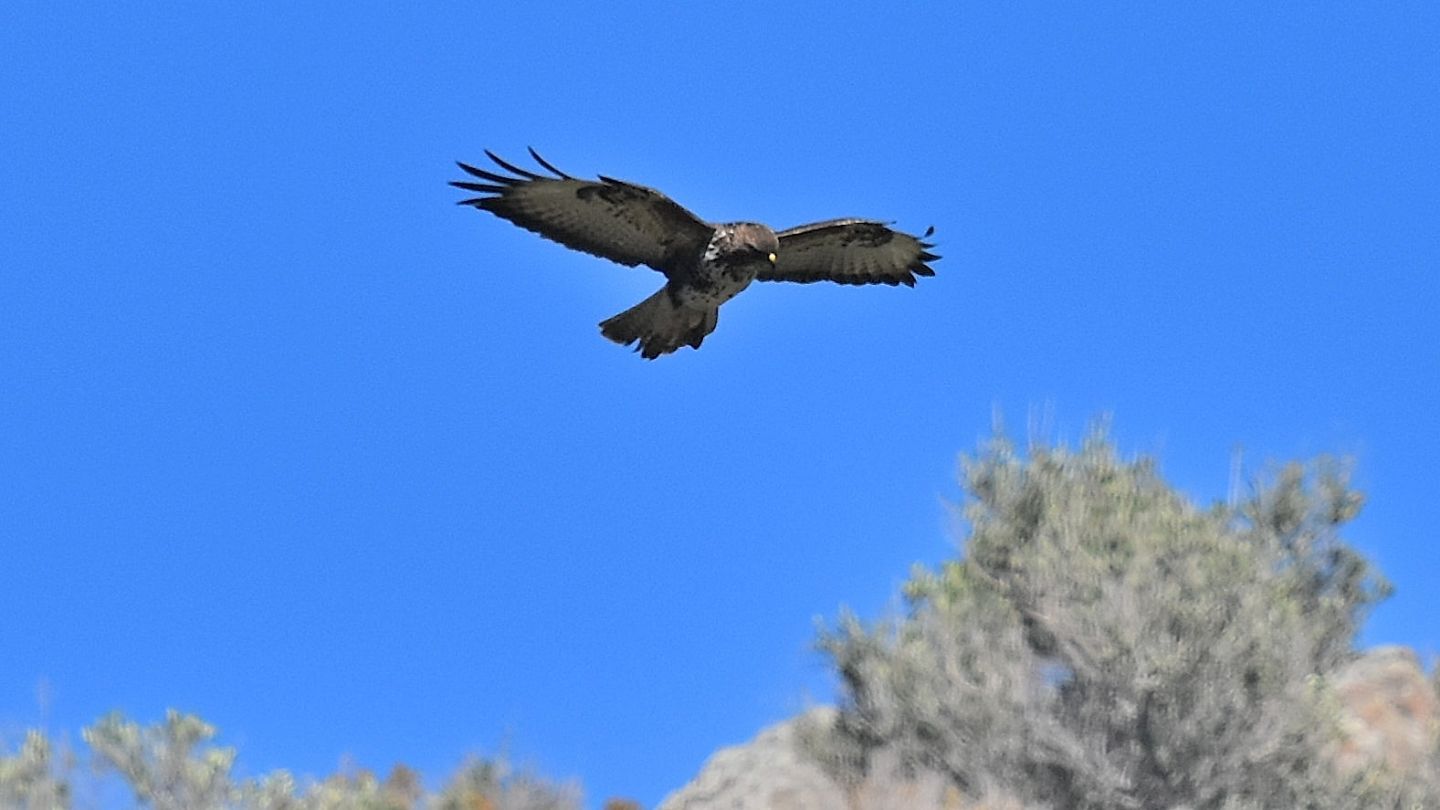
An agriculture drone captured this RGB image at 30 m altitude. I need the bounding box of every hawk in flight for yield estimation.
[451,149,939,358]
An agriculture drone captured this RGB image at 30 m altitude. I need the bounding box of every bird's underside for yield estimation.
[451,148,939,359]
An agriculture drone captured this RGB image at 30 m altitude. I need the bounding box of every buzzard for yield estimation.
[451,149,939,358]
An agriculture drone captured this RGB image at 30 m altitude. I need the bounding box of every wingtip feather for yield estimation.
[484,149,545,180]
[456,160,487,178]
[457,161,522,186]
[449,180,508,194]
[527,147,574,180]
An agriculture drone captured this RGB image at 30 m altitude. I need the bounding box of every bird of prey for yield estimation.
[451,149,939,359]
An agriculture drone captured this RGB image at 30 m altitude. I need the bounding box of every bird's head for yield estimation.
[722,222,780,267]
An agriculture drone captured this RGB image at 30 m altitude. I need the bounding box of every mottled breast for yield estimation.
[676,223,778,309]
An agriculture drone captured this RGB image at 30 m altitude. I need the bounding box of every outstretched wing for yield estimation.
[451,149,714,277]
[762,219,939,286]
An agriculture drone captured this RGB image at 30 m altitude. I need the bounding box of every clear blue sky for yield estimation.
[2,2,1436,807]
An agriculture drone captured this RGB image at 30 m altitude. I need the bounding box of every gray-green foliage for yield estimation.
[86,710,238,810]
[814,432,1428,809]
[433,758,580,810]
[0,729,70,809]
[1,710,579,810]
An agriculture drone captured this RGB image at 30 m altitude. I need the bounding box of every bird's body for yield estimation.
[451,149,938,358]
[684,222,777,309]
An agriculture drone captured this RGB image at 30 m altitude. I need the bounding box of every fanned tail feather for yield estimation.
[599,288,718,359]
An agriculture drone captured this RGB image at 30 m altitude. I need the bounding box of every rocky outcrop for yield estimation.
[656,708,969,810]
[659,648,1437,810]
[656,710,858,810]
[1331,645,1438,776]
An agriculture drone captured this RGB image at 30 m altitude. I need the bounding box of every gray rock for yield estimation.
[656,709,959,810]
[1331,645,1438,776]
[659,647,1438,809]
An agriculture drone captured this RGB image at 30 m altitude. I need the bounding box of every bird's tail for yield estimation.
[599,287,717,359]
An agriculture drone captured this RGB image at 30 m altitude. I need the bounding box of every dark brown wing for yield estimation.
[761,219,939,286]
[451,148,714,278]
